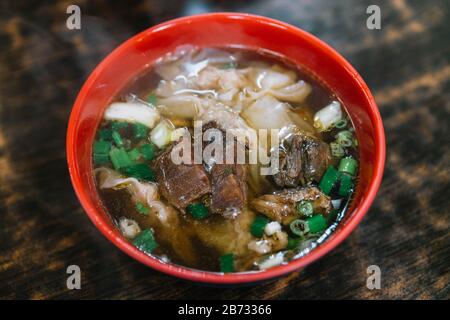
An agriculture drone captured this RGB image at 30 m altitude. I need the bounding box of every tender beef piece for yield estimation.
[251,186,333,225]
[273,134,303,187]
[302,135,332,182]
[154,143,211,211]
[273,133,331,187]
[210,163,247,217]
[203,122,248,217]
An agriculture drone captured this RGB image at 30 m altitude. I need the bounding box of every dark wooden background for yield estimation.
[0,0,448,300]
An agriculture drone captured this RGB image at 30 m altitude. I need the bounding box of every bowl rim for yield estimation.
[67,12,385,284]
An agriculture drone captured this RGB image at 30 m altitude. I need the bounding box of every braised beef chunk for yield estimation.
[251,186,332,225]
[203,122,248,217]
[210,164,247,217]
[273,134,303,187]
[302,135,332,182]
[154,143,211,211]
[273,134,331,187]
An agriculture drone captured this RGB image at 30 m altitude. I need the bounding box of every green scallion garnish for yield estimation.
[220,253,234,273]
[128,148,141,162]
[109,147,132,170]
[93,140,112,165]
[327,210,338,225]
[98,128,113,141]
[336,130,353,147]
[338,173,354,197]
[287,237,302,250]
[289,219,309,237]
[334,118,348,129]
[93,153,109,165]
[296,200,314,217]
[319,166,340,195]
[93,140,112,154]
[338,157,358,176]
[147,94,157,106]
[111,121,129,131]
[132,229,157,254]
[187,202,209,220]
[112,131,124,147]
[136,202,150,215]
[307,215,327,233]
[140,143,156,161]
[250,215,270,238]
[121,164,156,181]
[330,142,345,158]
[133,123,148,139]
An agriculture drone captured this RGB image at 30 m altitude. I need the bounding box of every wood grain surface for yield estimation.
[0,0,448,299]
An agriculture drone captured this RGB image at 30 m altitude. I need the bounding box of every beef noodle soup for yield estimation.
[92,47,359,272]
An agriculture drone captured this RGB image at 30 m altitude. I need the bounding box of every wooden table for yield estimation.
[0,0,448,299]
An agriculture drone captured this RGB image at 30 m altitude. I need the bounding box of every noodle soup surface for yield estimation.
[92,47,359,272]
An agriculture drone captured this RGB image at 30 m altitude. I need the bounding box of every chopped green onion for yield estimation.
[147,94,158,106]
[287,237,302,250]
[98,128,112,141]
[133,123,148,139]
[128,148,141,162]
[336,130,352,140]
[140,143,156,161]
[132,229,157,254]
[339,138,353,147]
[330,142,345,158]
[121,164,156,181]
[109,147,132,170]
[338,157,358,176]
[336,130,353,147]
[112,131,124,147]
[93,153,109,165]
[150,121,173,148]
[220,253,234,273]
[338,173,354,197]
[250,215,270,238]
[111,121,129,131]
[307,215,327,233]
[290,219,309,236]
[93,140,112,154]
[327,210,338,225]
[334,118,348,129]
[314,101,342,132]
[187,202,209,220]
[135,202,150,215]
[296,200,314,217]
[319,166,340,195]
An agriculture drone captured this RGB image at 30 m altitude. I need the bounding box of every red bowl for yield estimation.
[67,13,385,284]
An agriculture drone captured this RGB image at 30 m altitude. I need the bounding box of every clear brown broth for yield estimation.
[94,48,358,272]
